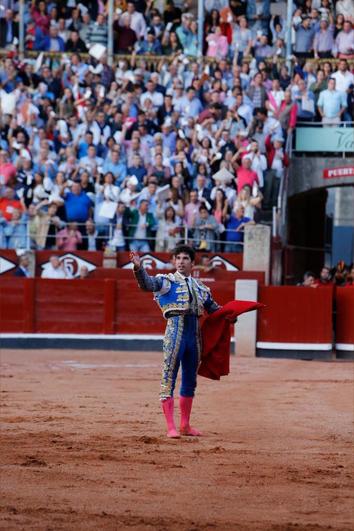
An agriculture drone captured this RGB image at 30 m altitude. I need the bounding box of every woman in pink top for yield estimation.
[31,1,50,35]
[212,188,229,225]
[56,222,83,252]
[206,27,229,58]
[236,156,259,193]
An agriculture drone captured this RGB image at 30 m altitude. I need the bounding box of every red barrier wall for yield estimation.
[2,280,345,350]
[257,286,333,344]
[335,287,354,345]
[0,277,236,334]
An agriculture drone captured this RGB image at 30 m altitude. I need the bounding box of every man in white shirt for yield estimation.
[89,111,112,147]
[120,2,146,39]
[41,255,68,279]
[331,59,354,93]
[140,79,164,110]
[79,145,104,173]
[68,115,86,146]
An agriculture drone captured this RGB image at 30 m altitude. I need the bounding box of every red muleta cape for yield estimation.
[198,300,265,380]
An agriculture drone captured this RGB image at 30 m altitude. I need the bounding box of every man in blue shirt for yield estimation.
[294,16,318,58]
[65,183,93,224]
[179,87,203,119]
[224,206,255,252]
[317,78,347,125]
[102,147,127,186]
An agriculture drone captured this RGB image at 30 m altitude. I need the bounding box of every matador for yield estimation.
[130,244,220,438]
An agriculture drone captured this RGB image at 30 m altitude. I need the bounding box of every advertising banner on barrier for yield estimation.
[0,251,243,277]
[295,127,354,152]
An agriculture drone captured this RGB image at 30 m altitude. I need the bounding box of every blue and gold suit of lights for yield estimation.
[134,267,219,400]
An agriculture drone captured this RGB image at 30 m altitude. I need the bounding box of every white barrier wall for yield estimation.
[235,279,258,357]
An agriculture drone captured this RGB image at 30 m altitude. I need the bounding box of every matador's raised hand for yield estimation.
[129,251,141,269]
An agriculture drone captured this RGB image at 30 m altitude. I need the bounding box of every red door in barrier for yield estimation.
[257,286,333,349]
[335,287,354,351]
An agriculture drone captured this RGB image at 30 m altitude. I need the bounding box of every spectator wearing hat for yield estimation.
[317,77,347,125]
[120,175,140,206]
[210,166,236,206]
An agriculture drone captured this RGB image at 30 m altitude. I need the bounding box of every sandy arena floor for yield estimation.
[0,349,353,531]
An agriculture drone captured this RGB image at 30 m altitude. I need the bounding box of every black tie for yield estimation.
[186,278,193,303]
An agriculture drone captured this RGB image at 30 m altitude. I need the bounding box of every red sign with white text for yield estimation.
[323,167,354,179]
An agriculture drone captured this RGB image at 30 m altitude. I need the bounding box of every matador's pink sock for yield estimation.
[179,396,202,436]
[161,397,180,438]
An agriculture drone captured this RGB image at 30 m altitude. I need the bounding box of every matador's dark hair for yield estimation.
[171,245,196,261]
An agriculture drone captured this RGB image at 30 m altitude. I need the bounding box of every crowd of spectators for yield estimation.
[1,0,353,60]
[0,0,353,254]
[301,262,354,287]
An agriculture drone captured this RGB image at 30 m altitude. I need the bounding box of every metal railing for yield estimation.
[0,221,245,252]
